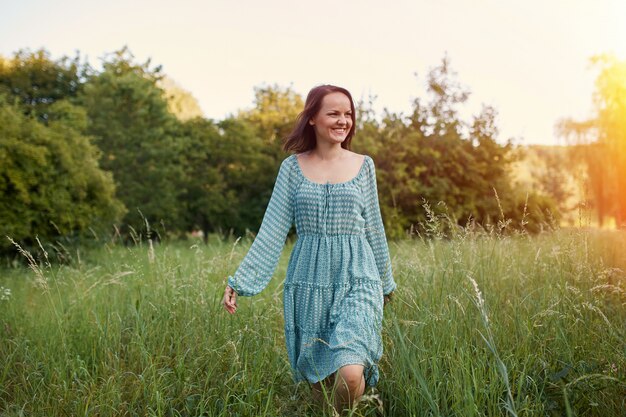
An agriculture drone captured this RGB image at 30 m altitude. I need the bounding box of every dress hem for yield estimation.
[292,357,379,388]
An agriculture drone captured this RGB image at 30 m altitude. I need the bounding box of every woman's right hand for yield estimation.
[223,285,238,314]
[383,291,394,307]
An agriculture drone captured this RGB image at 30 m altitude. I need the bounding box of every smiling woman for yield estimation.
[283,85,357,153]
[222,84,396,414]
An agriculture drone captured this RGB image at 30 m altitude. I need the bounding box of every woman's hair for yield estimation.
[283,84,356,153]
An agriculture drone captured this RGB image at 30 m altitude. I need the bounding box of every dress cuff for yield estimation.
[227,275,240,295]
[383,281,397,296]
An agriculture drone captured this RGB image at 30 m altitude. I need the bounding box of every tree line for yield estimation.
[1,46,579,255]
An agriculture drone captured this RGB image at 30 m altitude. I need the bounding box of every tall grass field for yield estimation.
[1,227,625,416]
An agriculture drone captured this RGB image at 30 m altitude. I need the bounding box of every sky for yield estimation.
[1,0,624,146]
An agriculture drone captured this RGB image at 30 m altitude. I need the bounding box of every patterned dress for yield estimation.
[227,153,396,387]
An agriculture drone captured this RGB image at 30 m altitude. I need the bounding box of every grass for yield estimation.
[0,226,625,416]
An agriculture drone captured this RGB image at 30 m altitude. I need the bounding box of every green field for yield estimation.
[1,228,625,416]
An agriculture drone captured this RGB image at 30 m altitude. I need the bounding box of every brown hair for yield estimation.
[283,84,356,153]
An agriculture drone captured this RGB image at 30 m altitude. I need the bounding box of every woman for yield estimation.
[222,84,396,413]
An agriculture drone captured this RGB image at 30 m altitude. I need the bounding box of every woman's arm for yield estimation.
[226,158,294,297]
[362,156,397,296]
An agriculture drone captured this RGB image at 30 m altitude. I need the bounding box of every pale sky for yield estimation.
[1,0,624,145]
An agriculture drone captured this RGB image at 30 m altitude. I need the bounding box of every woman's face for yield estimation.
[309,92,353,145]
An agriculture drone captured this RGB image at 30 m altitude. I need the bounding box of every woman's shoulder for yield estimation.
[341,151,371,168]
[349,152,373,170]
[278,154,299,179]
[345,150,371,161]
[281,153,298,166]
[348,151,367,158]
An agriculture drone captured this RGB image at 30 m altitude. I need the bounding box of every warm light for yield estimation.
[611,0,626,58]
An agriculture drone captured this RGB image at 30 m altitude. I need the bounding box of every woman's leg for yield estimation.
[333,364,366,412]
[311,373,336,406]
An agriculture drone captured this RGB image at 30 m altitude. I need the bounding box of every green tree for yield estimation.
[80,47,185,237]
[533,146,574,214]
[239,84,303,143]
[176,116,271,240]
[176,118,226,240]
[0,96,125,253]
[0,48,87,123]
[237,84,303,165]
[362,56,558,237]
[467,104,518,223]
[217,85,304,240]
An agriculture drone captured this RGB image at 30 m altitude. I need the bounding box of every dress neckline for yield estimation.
[292,153,368,186]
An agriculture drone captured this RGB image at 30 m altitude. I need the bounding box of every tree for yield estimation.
[361,56,558,237]
[0,96,124,253]
[237,84,304,165]
[158,76,204,121]
[534,146,574,214]
[214,84,305,239]
[79,47,185,236]
[592,55,626,227]
[176,116,270,240]
[0,49,87,124]
[558,54,626,227]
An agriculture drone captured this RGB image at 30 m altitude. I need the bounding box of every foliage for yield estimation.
[228,84,306,236]
[0,48,87,123]
[79,47,186,237]
[238,83,304,146]
[176,116,271,239]
[355,57,559,237]
[0,46,567,245]
[0,96,125,253]
[510,145,577,221]
[158,76,204,121]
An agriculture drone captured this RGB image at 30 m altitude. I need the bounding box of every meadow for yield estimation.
[0,225,625,416]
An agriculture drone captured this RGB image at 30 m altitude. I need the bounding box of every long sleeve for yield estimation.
[362,156,397,295]
[227,157,294,296]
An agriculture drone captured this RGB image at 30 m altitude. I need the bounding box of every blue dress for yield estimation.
[227,153,397,387]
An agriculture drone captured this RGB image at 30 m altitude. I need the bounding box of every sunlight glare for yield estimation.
[611,0,626,58]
